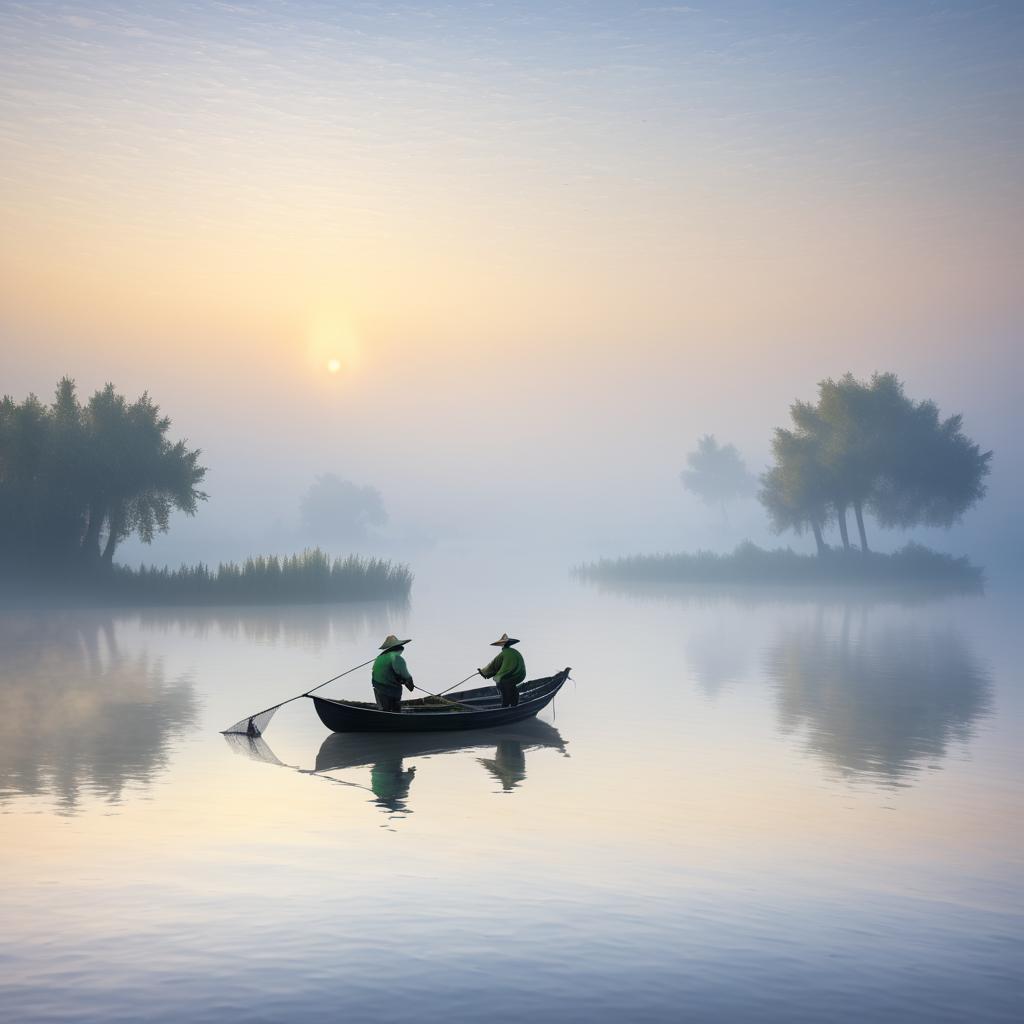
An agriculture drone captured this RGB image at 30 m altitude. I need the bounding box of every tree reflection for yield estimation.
[766,609,992,782]
[132,598,408,649]
[686,625,751,698]
[0,612,198,813]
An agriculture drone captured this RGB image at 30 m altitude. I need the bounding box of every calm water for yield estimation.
[1,547,1021,1023]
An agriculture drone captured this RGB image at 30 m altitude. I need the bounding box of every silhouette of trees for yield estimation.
[300,473,387,541]
[0,378,206,572]
[680,434,755,524]
[760,373,990,554]
[760,430,833,556]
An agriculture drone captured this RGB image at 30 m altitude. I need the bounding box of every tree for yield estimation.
[82,386,207,565]
[787,397,855,550]
[300,474,387,541]
[680,435,755,524]
[871,398,992,532]
[760,428,833,556]
[781,379,891,551]
[0,378,206,571]
[760,372,991,555]
[809,373,911,552]
[0,392,53,559]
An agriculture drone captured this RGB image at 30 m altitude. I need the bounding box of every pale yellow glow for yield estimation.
[306,311,362,379]
[0,5,1017,494]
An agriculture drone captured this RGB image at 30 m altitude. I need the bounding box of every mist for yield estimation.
[3,3,1021,580]
[7,331,1019,577]
[74,340,1015,578]
[3,6,1023,1023]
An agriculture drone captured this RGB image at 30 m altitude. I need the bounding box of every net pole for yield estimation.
[221,655,378,735]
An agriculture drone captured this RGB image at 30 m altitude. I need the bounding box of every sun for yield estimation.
[307,310,362,379]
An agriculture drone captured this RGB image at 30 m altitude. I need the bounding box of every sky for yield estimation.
[1,1,1021,563]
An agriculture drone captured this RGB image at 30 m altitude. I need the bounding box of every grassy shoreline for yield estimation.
[575,541,983,590]
[0,548,413,607]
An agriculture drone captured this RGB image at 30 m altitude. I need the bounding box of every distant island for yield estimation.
[576,541,982,590]
[0,378,412,606]
[581,373,990,589]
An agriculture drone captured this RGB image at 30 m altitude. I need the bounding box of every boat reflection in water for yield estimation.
[226,718,568,819]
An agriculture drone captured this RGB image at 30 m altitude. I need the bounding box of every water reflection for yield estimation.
[367,759,418,812]
[0,612,198,813]
[582,579,992,785]
[766,610,992,783]
[580,578,983,608]
[478,741,528,791]
[132,599,409,649]
[228,719,568,818]
[686,625,751,697]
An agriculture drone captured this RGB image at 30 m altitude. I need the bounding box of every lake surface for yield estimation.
[1,546,1021,1023]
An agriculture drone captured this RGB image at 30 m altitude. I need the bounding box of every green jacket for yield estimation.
[480,646,526,688]
[372,649,413,696]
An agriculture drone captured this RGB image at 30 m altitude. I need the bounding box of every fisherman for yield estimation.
[372,634,414,712]
[478,632,526,708]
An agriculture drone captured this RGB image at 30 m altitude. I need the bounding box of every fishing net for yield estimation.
[221,705,280,737]
[220,656,377,738]
[222,730,288,765]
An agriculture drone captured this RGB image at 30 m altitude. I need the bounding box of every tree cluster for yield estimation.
[0,378,206,571]
[680,434,755,524]
[299,473,387,541]
[759,373,991,555]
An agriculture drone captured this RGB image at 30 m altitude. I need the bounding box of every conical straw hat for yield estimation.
[490,632,519,647]
[380,634,411,651]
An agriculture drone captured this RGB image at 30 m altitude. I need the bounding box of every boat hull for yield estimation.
[310,668,570,733]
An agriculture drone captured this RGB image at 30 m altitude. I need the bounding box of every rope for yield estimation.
[409,684,477,711]
[436,670,481,697]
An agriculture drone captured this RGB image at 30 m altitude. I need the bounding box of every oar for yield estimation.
[221,656,377,737]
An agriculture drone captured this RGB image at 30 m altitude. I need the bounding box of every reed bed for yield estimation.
[3,548,413,607]
[116,549,412,604]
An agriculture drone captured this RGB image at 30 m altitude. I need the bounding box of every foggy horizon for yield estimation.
[2,1,1021,574]
[4,2,1019,577]
[2,6,1022,1024]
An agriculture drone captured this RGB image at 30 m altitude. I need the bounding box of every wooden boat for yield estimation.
[309,667,571,733]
